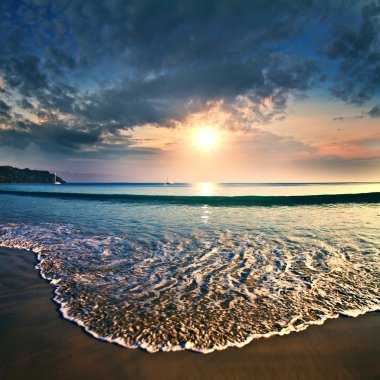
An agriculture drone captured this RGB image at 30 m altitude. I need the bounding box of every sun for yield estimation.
[195,128,219,151]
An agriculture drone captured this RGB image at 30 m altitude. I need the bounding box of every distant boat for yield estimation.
[165,177,174,185]
[54,172,62,185]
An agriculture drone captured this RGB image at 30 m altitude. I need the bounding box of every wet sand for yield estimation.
[0,247,379,380]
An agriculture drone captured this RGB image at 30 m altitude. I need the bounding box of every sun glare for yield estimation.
[195,128,219,151]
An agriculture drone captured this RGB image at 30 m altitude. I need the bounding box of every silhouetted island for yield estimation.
[0,166,66,184]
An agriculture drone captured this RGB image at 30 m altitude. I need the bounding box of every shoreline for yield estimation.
[0,246,379,380]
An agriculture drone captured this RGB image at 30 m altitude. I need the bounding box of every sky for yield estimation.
[0,0,379,182]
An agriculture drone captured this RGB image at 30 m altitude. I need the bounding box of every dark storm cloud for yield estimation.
[0,119,99,152]
[0,0,379,156]
[1,54,48,96]
[18,98,34,109]
[0,118,152,159]
[368,104,380,117]
[326,1,380,104]
[0,100,11,119]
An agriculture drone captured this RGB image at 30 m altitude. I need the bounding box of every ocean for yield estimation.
[0,182,379,353]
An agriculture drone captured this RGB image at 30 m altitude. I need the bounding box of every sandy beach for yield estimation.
[0,246,379,380]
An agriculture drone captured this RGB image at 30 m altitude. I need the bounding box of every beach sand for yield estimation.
[0,246,379,380]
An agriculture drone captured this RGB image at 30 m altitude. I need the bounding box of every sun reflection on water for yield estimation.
[198,182,214,196]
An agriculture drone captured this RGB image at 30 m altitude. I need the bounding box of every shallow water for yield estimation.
[0,183,379,353]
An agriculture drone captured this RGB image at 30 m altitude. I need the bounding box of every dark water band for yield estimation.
[1,190,380,206]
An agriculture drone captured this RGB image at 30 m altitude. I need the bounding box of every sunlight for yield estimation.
[195,128,220,152]
[198,182,214,196]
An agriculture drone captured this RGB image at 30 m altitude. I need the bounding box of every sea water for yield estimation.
[0,182,379,353]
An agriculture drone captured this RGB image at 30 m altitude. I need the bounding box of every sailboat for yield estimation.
[54,172,62,185]
[165,177,174,185]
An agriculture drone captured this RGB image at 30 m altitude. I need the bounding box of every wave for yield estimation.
[0,190,379,206]
[0,222,379,353]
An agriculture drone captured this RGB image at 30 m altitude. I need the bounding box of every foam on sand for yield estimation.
[0,222,379,353]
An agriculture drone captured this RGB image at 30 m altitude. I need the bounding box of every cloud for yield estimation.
[294,155,380,174]
[333,114,364,121]
[0,112,160,158]
[0,99,11,120]
[0,0,379,159]
[244,130,317,157]
[326,1,380,104]
[333,102,380,120]
[368,104,380,117]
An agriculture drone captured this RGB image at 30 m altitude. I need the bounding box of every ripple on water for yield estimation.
[0,223,379,353]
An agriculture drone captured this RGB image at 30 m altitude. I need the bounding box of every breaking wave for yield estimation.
[0,189,380,206]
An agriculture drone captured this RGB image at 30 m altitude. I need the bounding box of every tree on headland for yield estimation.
[0,166,66,184]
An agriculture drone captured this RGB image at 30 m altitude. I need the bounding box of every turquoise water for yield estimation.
[0,181,379,196]
[0,183,379,352]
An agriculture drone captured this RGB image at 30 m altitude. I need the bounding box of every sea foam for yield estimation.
[0,222,379,353]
